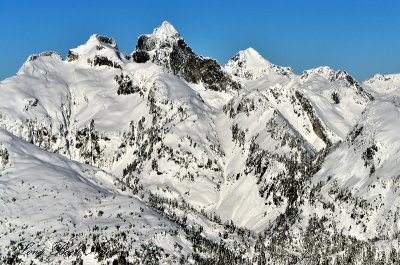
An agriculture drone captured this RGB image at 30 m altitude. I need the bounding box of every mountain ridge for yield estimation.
[1,21,400,264]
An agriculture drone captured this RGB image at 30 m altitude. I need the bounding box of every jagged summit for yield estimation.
[131,21,181,64]
[132,21,241,91]
[152,20,180,39]
[66,33,122,63]
[77,33,119,52]
[87,34,118,48]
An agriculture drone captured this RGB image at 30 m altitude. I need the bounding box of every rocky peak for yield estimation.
[153,20,180,40]
[78,34,119,53]
[225,47,292,80]
[89,34,118,48]
[132,21,182,65]
[66,34,121,62]
[132,21,241,91]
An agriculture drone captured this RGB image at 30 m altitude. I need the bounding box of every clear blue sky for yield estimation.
[0,0,399,81]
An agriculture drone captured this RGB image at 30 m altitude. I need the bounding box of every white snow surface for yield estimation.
[0,129,193,263]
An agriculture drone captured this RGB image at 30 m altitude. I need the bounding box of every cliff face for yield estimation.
[133,21,241,91]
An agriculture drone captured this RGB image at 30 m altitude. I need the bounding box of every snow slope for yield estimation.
[0,128,197,264]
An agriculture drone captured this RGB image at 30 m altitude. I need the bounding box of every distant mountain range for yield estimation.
[1,21,400,264]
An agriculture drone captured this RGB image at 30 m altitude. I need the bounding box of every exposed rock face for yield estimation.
[28,51,61,61]
[132,21,242,91]
[295,91,330,145]
[66,50,79,61]
[115,73,143,95]
[0,144,9,169]
[87,55,122,69]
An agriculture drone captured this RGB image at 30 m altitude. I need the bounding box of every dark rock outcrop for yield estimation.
[132,22,241,91]
[88,55,122,69]
[295,91,330,145]
[28,51,60,61]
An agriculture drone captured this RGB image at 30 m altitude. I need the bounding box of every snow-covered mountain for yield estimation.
[1,21,400,264]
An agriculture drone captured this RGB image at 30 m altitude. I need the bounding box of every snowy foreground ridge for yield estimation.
[1,21,400,264]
